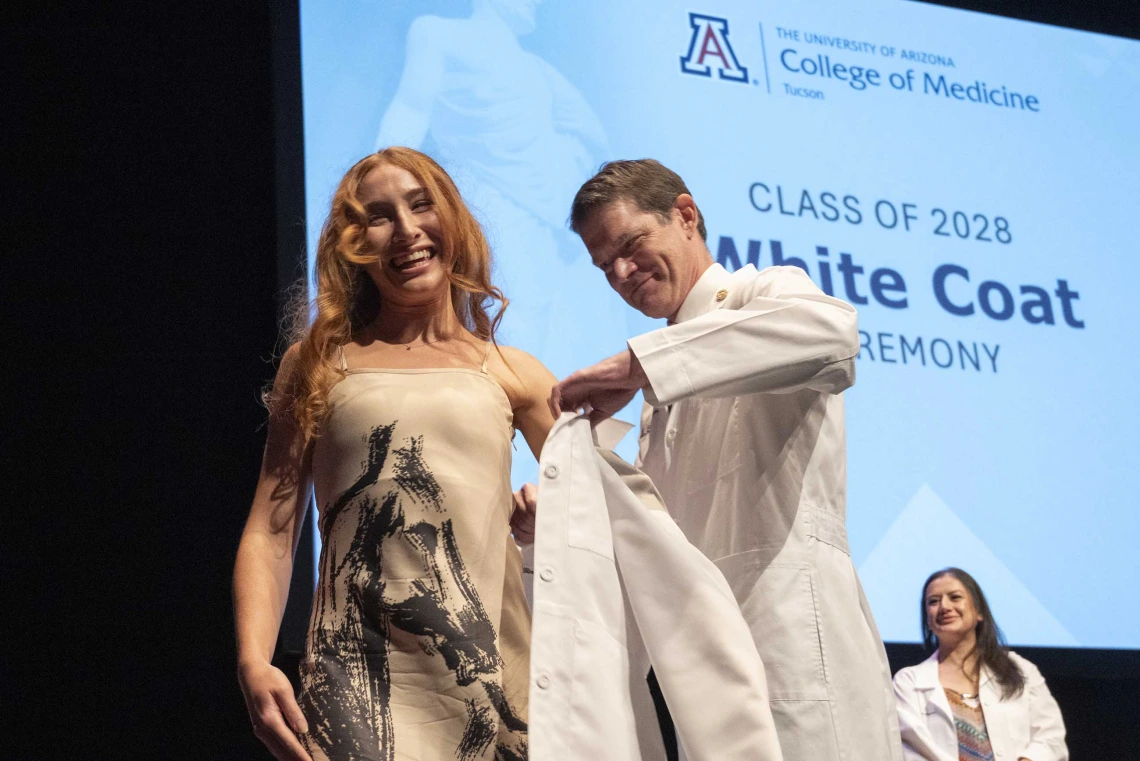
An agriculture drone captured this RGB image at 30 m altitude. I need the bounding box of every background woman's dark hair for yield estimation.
[921,567,1026,700]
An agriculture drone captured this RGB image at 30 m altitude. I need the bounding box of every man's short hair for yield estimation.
[570,159,707,241]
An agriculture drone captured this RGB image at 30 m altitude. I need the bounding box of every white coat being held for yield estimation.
[628,262,903,761]
[893,651,1068,761]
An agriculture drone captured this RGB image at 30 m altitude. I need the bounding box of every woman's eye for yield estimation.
[368,215,389,225]
[413,200,433,211]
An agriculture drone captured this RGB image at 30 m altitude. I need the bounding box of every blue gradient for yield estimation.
[300,0,1140,648]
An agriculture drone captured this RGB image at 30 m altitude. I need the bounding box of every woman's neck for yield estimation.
[938,632,979,676]
[369,295,462,345]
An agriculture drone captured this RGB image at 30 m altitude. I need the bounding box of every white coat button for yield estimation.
[666,429,677,442]
[539,567,554,582]
[544,464,559,479]
[536,674,551,689]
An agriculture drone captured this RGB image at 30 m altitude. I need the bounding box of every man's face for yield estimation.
[580,198,703,320]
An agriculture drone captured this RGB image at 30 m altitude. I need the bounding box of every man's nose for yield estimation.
[613,257,635,281]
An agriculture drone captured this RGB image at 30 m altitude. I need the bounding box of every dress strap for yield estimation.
[480,340,494,374]
[337,343,348,371]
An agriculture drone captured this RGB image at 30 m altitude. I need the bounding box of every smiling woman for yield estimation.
[893,568,1069,761]
[233,147,558,761]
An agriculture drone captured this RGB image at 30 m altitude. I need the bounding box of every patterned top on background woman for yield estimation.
[946,688,995,761]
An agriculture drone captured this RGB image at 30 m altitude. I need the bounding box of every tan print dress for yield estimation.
[298,346,530,761]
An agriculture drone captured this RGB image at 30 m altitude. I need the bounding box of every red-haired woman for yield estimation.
[233,148,556,761]
[893,568,1068,761]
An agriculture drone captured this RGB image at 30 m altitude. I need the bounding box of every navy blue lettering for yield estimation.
[819,192,840,222]
[749,183,772,212]
[933,264,974,316]
[870,268,908,309]
[1055,280,1085,328]
[900,335,925,365]
[1019,285,1055,325]
[958,341,981,371]
[878,332,897,363]
[978,280,1014,320]
[983,343,1000,372]
[931,338,953,368]
[858,330,873,360]
[837,252,868,305]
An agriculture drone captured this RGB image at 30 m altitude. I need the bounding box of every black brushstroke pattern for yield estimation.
[398,520,500,684]
[320,422,396,536]
[300,421,528,761]
[457,699,497,761]
[393,435,444,511]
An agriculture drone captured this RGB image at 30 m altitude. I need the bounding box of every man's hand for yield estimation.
[549,349,648,425]
[510,483,538,543]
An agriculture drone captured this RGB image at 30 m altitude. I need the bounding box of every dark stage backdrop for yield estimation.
[7,1,1137,759]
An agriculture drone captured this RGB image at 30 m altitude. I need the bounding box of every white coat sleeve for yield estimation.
[1016,658,1068,761]
[628,266,858,406]
[892,670,956,761]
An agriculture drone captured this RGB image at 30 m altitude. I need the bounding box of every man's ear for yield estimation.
[673,194,699,238]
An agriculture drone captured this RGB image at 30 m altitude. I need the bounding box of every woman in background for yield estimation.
[893,567,1068,761]
[233,147,555,761]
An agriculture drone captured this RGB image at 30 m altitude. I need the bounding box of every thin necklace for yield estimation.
[379,332,456,351]
[389,336,447,351]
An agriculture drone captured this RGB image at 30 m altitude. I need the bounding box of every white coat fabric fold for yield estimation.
[893,651,1068,761]
[628,263,903,761]
[528,412,783,761]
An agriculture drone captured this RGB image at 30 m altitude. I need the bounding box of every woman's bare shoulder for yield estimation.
[487,344,556,407]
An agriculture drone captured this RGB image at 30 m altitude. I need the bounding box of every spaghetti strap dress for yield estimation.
[298,345,530,761]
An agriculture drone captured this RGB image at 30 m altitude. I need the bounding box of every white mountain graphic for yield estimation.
[859,484,1079,647]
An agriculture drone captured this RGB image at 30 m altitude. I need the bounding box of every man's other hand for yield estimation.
[549,349,648,425]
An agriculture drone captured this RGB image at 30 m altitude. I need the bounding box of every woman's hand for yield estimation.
[511,483,538,543]
[238,660,312,761]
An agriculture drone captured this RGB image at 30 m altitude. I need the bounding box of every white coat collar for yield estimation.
[913,650,994,690]
[912,651,942,691]
[671,262,735,324]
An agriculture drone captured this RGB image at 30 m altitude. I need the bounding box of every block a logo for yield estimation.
[680,13,749,83]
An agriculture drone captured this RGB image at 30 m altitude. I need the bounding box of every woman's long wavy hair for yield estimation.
[272,147,507,444]
[921,567,1026,700]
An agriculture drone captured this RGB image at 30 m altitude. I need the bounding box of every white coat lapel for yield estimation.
[912,653,954,725]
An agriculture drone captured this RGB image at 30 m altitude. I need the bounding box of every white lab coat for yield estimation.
[528,413,783,761]
[893,651,1068,761]
[627,263,902,761]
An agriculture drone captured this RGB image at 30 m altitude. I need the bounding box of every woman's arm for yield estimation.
[492,346,557,543]
[498,346,558,463]
[232,345,314,761]
[1015,656,1068,761]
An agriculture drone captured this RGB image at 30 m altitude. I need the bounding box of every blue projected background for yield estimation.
[299,0,1140,649]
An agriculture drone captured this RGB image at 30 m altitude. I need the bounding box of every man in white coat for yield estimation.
[549,159,903,761]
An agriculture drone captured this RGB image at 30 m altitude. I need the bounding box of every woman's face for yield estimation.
[925,574,982,644]
[356,162,449,308]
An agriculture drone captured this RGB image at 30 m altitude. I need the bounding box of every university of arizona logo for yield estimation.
[680,13,749,83]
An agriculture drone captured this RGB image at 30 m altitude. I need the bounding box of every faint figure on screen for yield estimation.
[375,0,620,374]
